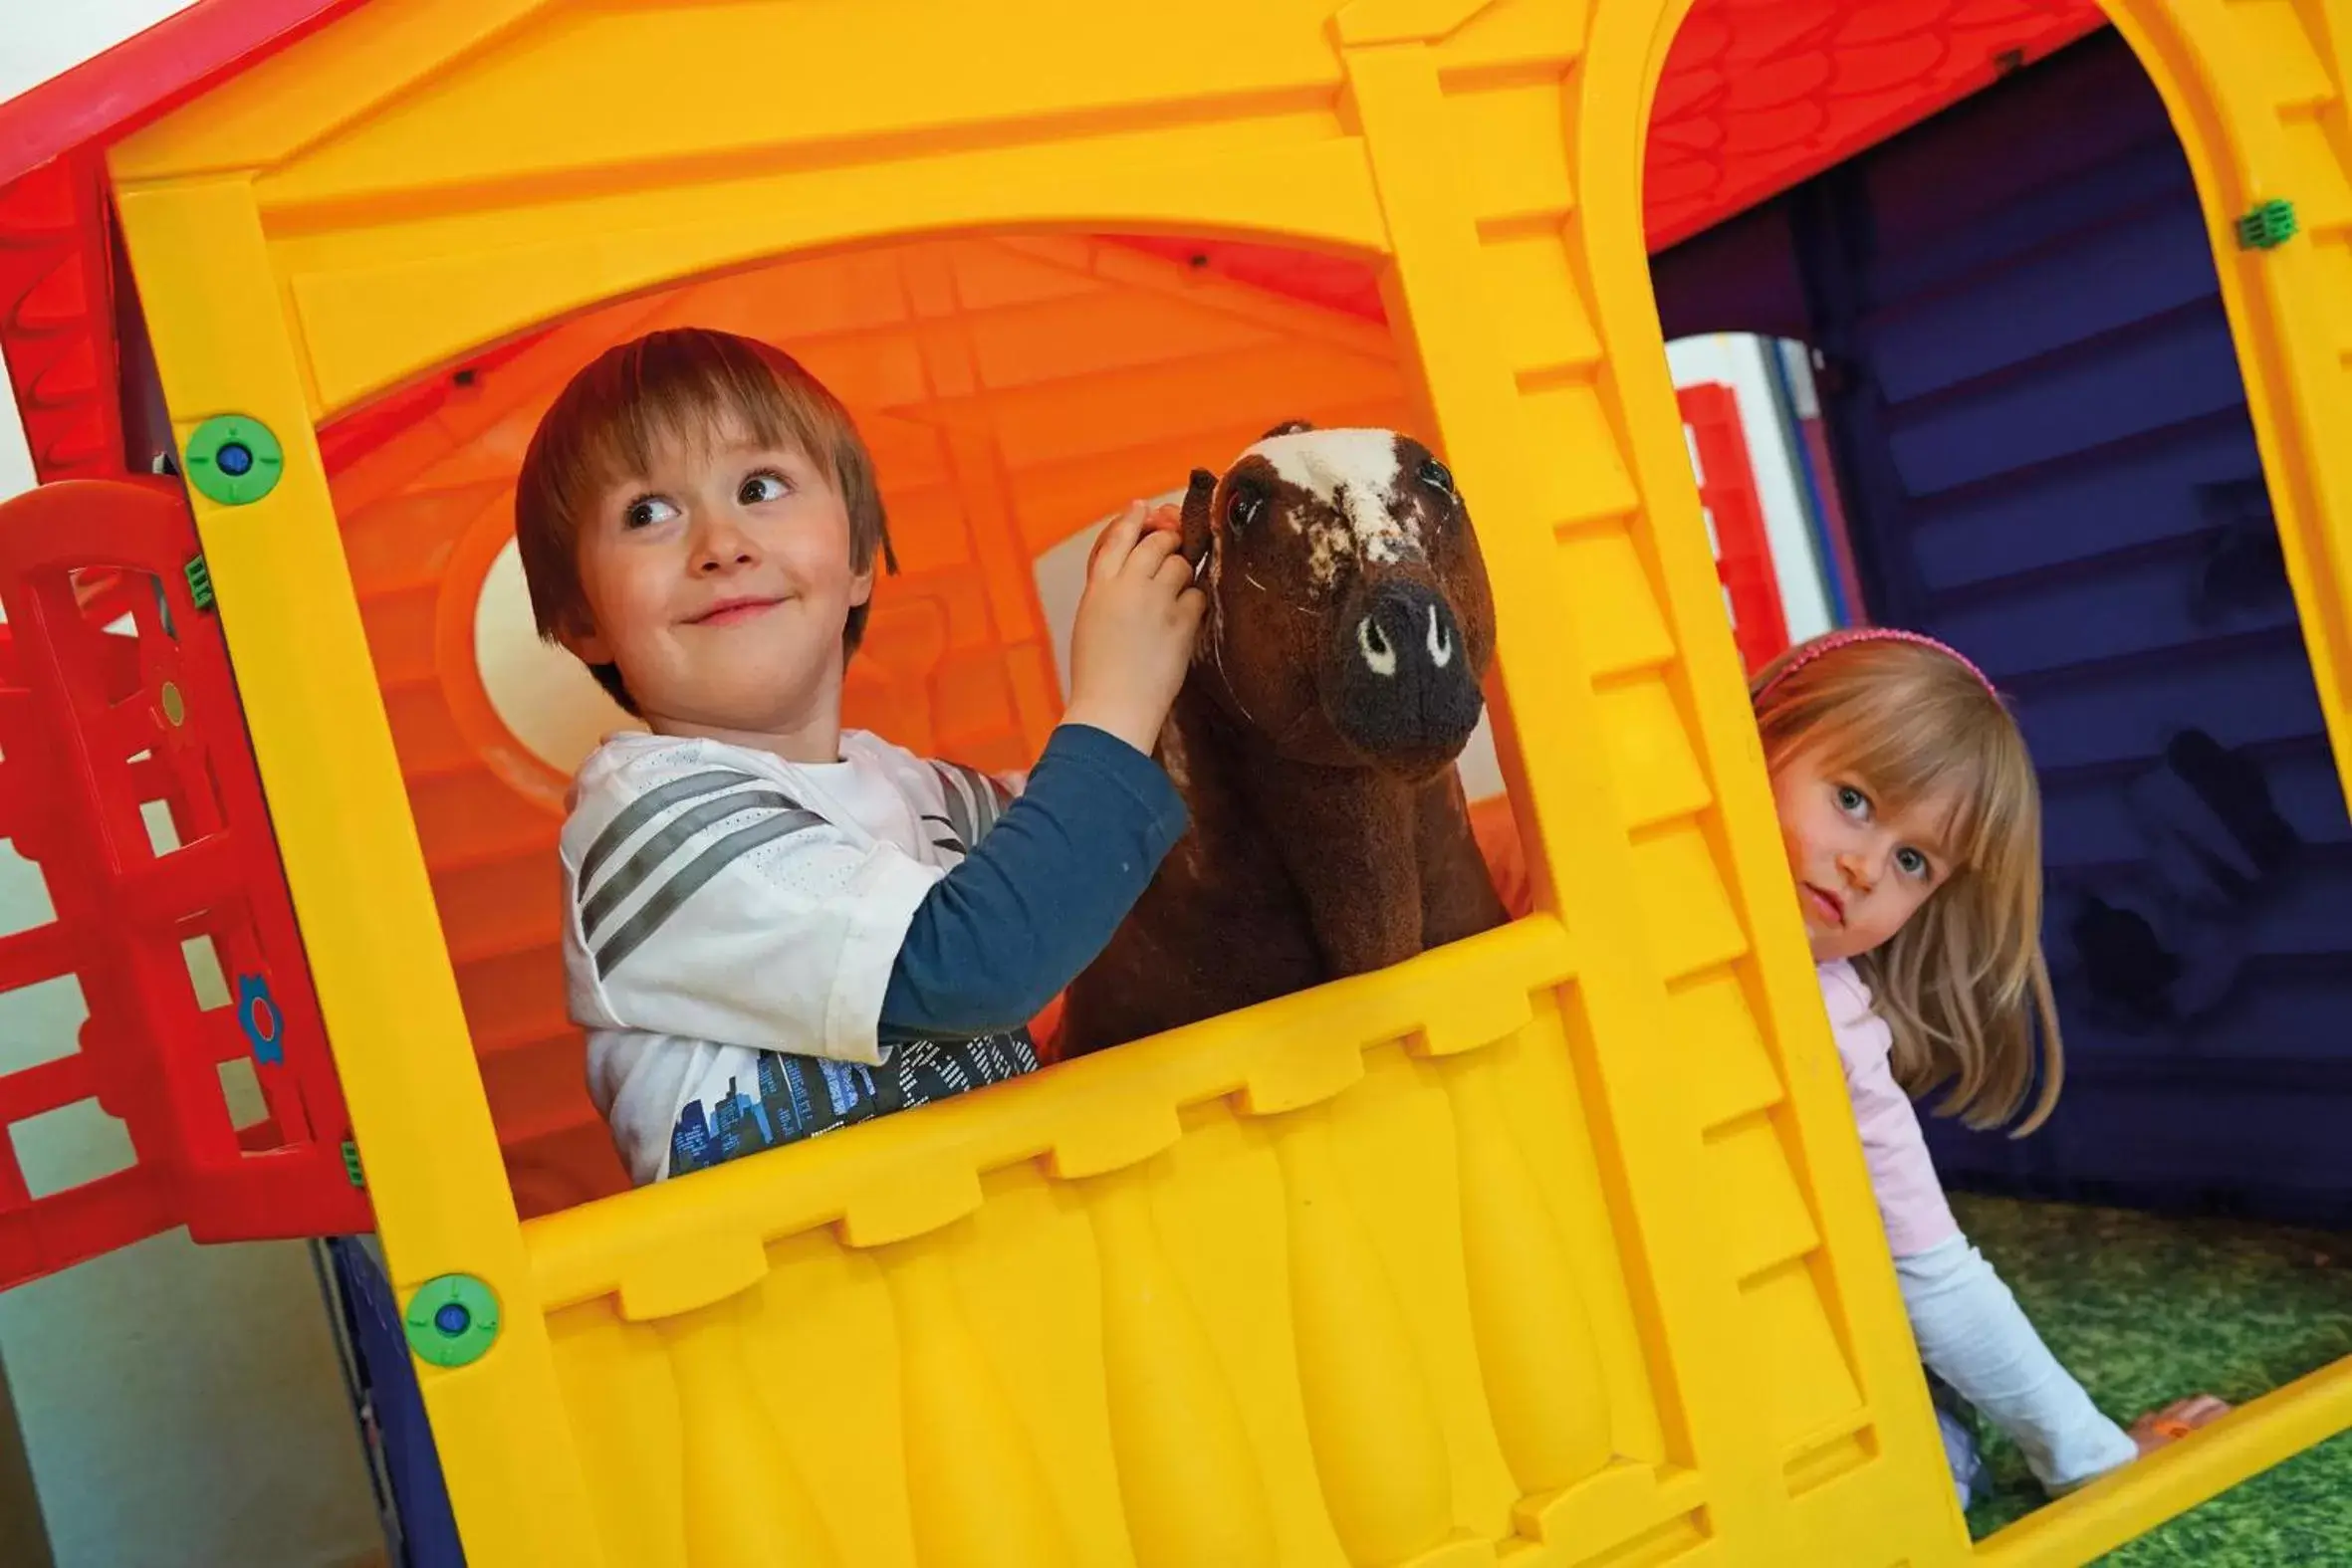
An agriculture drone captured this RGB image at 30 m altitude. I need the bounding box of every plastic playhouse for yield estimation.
[1,0,2348,1565]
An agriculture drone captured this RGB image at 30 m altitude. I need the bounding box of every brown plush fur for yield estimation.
[1058,423,1510,1054]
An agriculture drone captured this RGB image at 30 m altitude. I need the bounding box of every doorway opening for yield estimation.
[1644,15,2352,1539]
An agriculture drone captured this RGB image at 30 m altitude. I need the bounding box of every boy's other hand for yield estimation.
[1063,501,1205,756]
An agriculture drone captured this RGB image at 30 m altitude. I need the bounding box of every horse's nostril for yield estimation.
[1357,615,1399,678]
[1426,604,1454,669]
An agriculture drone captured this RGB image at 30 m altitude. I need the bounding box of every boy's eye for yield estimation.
[740,471,791,506]
[623,496,679,530]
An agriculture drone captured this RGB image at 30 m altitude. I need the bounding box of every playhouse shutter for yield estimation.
[0,476,369,1286]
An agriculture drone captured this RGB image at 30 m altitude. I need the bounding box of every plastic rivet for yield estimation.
[159,682,185,728]
[236,974,284,1066]
[184,416,284,506]
[404,1274,500,1368]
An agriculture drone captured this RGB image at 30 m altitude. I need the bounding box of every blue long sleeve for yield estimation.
[879,722,1187,1039]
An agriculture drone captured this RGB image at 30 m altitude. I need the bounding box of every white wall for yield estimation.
[1,11,385,1566]
[0,2,198,105]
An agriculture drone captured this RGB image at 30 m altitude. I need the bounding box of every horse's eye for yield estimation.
[1228,489,1266,531]
[1419,459,1456,498]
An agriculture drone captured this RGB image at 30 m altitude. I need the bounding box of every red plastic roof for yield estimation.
[0,0,2104,483]
[1645,0,2103,250]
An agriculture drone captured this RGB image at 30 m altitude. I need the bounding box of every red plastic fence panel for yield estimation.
[0,477,368,1289]
[1676,380,1792,673]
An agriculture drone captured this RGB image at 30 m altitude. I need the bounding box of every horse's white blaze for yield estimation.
[1427,604,1454,668]
[1248,428,1420,585]
[1357,614,1399,677]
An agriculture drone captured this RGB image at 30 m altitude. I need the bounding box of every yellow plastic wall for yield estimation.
[103,0,2352,1564]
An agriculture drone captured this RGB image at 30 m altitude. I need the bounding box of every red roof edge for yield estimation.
[0,0,362,192]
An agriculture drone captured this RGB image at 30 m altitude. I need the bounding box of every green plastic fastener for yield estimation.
[404,1273,500,1368]
[342,1140,364,1190]
[2235,199,2297,251]
[159,682,185,728]
[183,415,285,506]
[184,556,214,611]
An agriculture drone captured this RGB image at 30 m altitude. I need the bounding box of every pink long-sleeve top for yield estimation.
[1817,957,1962,1259]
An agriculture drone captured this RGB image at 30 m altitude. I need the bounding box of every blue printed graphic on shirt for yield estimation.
[666,1031,1041,1179]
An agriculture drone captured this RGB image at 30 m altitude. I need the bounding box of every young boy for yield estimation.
[514,327,1203,1185]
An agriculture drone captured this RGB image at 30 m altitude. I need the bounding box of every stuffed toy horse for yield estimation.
[1058,422,1511,1054]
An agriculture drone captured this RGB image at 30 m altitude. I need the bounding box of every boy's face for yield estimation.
[560,418,871,747]
[1768,744,1957,962]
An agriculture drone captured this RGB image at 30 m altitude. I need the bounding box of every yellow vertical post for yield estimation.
[1336,15,1802,1555]
[111,173,601,1566]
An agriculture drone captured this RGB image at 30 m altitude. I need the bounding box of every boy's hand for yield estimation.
[1062,501,1205,756]
[2128,1393,2230,1456]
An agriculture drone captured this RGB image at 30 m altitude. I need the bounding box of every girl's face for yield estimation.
[1769,744,1961,962]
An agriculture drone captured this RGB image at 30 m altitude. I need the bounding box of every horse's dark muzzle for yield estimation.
[1323,577,1484,767]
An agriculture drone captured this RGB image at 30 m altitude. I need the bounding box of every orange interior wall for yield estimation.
[321,234,1414,1215]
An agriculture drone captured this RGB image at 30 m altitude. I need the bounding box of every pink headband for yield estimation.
[1756,626,2000,702]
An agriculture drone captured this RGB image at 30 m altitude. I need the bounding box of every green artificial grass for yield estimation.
[1948,1193,2352,1564]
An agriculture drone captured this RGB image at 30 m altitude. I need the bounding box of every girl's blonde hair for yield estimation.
[1752,632,2064,1135]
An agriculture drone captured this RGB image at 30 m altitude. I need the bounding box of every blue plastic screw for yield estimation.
[236,974,283,1066]
[404,1274,500,1367]
[183,415,284,506]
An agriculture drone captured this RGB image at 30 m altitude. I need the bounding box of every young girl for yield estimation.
[1753,627,2228,1505]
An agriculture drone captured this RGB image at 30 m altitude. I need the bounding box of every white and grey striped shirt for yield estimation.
[561,728,1019,1186]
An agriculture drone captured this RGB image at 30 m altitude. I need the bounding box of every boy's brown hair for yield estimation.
[513,327,895,714]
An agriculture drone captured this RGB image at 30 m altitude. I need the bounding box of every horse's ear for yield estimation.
[1180,467,1218,569]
